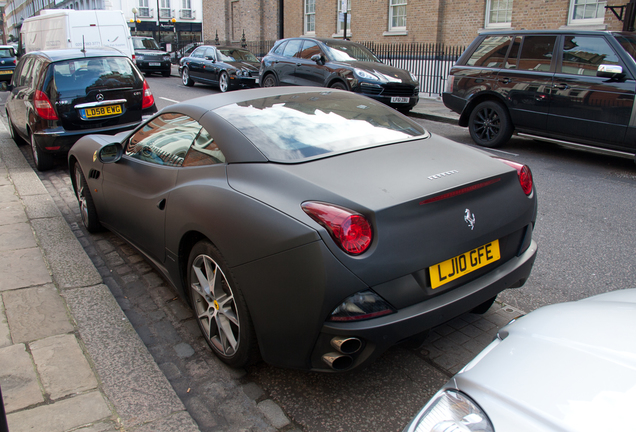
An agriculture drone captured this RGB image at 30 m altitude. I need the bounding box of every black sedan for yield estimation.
[260,37,420,112]
[68,87,538,372]
[179,45,260,92]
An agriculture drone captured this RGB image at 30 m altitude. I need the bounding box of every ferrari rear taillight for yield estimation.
[142,80,154,109]
[498,159,533,195]
[302,201,373,255]
[34,90,58,120]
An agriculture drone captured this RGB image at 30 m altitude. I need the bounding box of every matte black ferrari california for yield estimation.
[68,87,538,372]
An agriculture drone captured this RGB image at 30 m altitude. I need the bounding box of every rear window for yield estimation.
[133,38,161,50]
[51,57,137,95]
[213,92,428,162]
[0,48,15,58]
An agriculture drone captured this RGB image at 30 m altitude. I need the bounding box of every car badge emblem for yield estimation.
[96,93,104,102]
[464,209,476,230]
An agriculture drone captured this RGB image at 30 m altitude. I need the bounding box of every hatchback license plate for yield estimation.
[391,96,409,103]
[85,105,122,118]
[429,240,501,289]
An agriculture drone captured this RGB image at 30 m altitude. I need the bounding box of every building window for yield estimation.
[389,0,407,31]
[337,0,351,35]
[159,0,172,19]
[568,0,607,25]
[305,0,315,34]
[485,0,513,28]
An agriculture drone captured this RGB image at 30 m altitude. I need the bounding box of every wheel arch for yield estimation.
[327,77,349,90]
[459,92,509,127]
[260,70,278,87]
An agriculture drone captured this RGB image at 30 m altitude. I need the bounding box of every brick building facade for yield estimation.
[203,0,628,46]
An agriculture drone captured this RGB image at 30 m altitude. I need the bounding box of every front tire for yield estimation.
[187,240,259,367]
[329,81,347,90]
[468,101,513,148]
[219,71,229,93]
[261,73,277,88]
[6,111,24,145]
[30,134,54,171]
[73,163,102,233]
[182,67,194,86]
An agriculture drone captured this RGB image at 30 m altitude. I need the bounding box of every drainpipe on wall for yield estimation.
[279,0,284,39]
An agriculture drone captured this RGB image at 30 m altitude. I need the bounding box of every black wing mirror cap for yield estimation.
[597,64,624,79]
[98,142,124,164]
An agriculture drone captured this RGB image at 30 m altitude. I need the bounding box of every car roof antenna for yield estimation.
[81,35,86,54]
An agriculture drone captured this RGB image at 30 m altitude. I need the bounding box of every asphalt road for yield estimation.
[2,73,635,431]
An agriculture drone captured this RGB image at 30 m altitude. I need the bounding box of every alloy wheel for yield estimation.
[472,106,501,142]
[190,254,240,357]
[219,72,228,92]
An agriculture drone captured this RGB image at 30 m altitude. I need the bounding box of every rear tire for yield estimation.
[162,69,171,77]
[187,240,259,368]
[30,134,54,171]
[468,101,513,148]
[470,296,497,314]
[182,67,194,86]
[261,73,277,87]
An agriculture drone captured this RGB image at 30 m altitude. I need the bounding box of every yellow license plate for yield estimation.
[0,70,13,74]
[430,240,500,289]
[85,105,122,118]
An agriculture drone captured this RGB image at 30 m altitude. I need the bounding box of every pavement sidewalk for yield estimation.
[0,122,200,431]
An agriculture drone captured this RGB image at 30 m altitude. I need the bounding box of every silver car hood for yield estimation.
[452,289,636,432]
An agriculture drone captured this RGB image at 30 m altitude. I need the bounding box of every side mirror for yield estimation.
[597,64,624,79]
[205,56,216,62]
[98,142,123,163]
[311,53,324,65]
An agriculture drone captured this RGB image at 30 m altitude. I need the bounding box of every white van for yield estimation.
[20,10,134,59]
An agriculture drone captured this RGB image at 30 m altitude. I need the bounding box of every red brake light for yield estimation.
[142,80,155,109]
[498,158,533,195]
[34,90,58,120]
[302,202,373,255]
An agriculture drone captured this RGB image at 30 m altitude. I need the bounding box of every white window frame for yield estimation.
[304,0,316,35]
[388,0,407,32]
[485,0,513,29]
[567,0,607,26]
[336,0,351,36]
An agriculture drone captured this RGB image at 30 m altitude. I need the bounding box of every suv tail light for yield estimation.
[498,158,533,195]
[302,201,373,255]
[34,90,58,120]
[142,80,155,109]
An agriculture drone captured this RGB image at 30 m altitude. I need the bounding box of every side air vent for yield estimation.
[88,169,100,180]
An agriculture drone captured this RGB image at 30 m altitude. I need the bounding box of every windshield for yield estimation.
[323,41,380,62]
[133,38,161,50]
[218,48,258,63]
[52,57,137,96]
[614,33,636,63]
[214,92,427,162]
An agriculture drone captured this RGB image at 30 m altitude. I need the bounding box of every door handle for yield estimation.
[553,83,569,90]
[498,77,511,84]
[296,63,302,66]
[157,199,166,210]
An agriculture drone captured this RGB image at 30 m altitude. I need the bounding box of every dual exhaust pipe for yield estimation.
[322,336,362,371]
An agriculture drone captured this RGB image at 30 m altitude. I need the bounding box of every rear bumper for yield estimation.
[32,122,141,154]
[311,240,538,371]
[442,92,466,115]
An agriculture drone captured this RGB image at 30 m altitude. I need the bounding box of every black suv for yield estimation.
[260,37,419,112]
[132,36,171,77]
[5,48,157,170]
[443,30,636,160]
